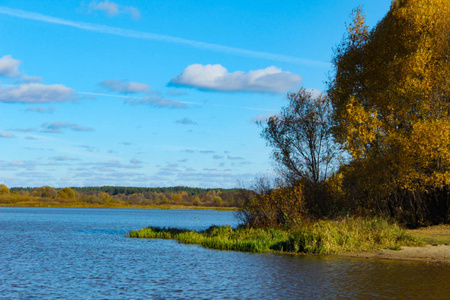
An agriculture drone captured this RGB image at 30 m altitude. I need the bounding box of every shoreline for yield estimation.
[6,205,449,264]
[336,244,450,265]
[128,222,450,265]
[0,204,238,211]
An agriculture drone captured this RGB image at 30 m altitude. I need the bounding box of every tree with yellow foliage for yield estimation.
[0,184,10,195]
[57,187,76,199]
[328,0,449,226]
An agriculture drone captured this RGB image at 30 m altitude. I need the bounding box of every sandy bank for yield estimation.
[339,245,450,265]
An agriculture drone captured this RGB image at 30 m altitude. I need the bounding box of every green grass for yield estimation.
[128,217,423,254]
[408,225,450,245]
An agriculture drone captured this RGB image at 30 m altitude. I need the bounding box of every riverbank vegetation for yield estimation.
[0,184,243,209]
[407,225,450,245]
[128,218,423,254]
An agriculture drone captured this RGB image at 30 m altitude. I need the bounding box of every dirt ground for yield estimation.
[340,225,450,265]
[340,245,450,265]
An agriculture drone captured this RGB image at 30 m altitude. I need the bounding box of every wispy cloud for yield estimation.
[170,64,302,93]
[100,79,155,93]
[167,90,187,96]
[0,6,329,67]
[0,131,15,138]
[0,159,38,170]
[127,96,186,108]
[25,106,56,113]
[76,145,98,152]
[181,149,216,154]
[79,91,276,112]
[84,159,143,170]
[88,1,141,19]
[175,118,196,125]
[227,155,244,160]
[20,75,43,83]
[50,155,80,161]
[130,158,142,165]
[0,83,76,103]
[41,121,94,133]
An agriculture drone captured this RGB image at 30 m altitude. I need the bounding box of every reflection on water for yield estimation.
[0,207,449,299]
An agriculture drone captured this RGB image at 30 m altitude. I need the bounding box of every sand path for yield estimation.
[340,245,450,264]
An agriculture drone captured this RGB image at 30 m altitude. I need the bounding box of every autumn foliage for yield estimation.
[0,185,244,209]
[244,0,449,228]
[328,0,449,226]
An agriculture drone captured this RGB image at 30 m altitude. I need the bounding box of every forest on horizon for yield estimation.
[0,184,245,208]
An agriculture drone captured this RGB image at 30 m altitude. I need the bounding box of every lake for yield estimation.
[1,207,449,299]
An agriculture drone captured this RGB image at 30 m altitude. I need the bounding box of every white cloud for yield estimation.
[0,83,76,103]
[0,55,75,104]
[170,64,302,93]
[127,96,186,108]
[0,55,44,83]
[41,121,93,133]
[88,1,141,19]
[0,55,21,77]
[0,131,15,138]
[100,79,154,93]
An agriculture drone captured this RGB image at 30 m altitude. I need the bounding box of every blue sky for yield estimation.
[0,0,392,188]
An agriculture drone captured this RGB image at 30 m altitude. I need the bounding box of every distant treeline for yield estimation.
[71,186,229,196]
[2,185,247,208]
[11,186,238,197]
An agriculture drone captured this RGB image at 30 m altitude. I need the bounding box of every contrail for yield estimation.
[0,6,330,67]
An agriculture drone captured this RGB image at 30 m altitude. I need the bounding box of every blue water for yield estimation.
[1,207,449,299]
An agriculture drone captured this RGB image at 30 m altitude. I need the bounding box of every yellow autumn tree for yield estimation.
[0,184,10,195]
[328,0,449,226]
[57,187,76,199]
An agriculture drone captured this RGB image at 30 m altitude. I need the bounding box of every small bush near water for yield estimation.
[128,218,422,254]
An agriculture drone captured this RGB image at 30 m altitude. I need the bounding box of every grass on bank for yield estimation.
[407,225,450,245]
[128,217,423,254]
